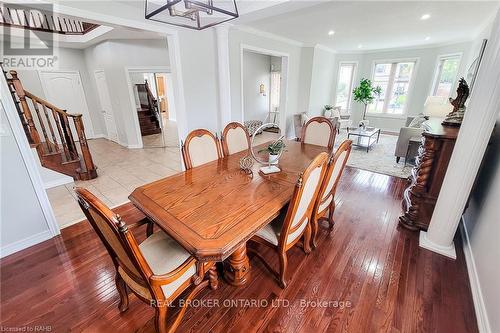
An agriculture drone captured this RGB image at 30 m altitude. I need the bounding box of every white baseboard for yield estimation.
[419,231,457,259]
[460,218,491,333]
[0,230,53,259]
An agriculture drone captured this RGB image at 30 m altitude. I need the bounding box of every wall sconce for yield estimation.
[259,83,266,96]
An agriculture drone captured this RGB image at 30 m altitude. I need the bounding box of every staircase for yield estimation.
[136,81,161,136]
[4,69,98,181]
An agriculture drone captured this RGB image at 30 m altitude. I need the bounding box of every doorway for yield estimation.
[127,70,179,148]
[240,45,289,141]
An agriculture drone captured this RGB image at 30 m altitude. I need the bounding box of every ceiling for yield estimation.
[238,1,500,52]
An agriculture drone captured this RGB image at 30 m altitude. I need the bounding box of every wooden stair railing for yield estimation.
[6,70,98,180]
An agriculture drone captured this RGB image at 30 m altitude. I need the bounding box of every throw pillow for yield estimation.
[301,112,310,126]
[408,115,428,128]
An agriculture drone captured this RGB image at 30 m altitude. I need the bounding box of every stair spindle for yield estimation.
[31,97,52,153]
[42,104,59,153]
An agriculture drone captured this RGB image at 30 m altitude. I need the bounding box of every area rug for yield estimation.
[334,131,413,178]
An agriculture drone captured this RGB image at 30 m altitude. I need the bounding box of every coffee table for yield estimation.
[347,127,381,152]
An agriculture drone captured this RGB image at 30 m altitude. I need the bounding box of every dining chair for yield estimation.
[181,129,222,170]
[75,188,218,333]
[221,122,251,156]
[249,152,329,288]
[301,116,336,150]
[310,140,352,249]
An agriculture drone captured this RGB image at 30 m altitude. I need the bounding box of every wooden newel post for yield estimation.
[73,115,98,180]
[9,70,42,148]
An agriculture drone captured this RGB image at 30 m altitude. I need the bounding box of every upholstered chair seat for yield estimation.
[254,211,309,247]
[118,231,197,299]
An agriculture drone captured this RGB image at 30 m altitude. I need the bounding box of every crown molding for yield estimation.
[232,25,304,47]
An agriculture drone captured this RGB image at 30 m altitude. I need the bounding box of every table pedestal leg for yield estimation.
[223,243,250,286]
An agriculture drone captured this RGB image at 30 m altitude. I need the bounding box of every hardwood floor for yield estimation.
[0,167,478,332]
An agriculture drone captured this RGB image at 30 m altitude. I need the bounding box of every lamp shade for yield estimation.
[145,0,238,30]
[423,96,453,117]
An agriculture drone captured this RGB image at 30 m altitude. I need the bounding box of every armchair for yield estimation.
[395,117,424,163]
[329,107,351,133]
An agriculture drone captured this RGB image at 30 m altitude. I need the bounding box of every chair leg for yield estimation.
[146,221,154,237]
[328,201,336,233]
[278,251,288,289]
[209,265,219,290]
[115,273,129,312]
[311,215,319,250]
[154,306,168,333]
[303,224,312,254]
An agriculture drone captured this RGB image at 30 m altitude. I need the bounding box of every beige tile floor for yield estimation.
[47,138,182,228]
[46,127,279,229]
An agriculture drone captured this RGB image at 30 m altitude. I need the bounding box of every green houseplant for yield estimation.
[353,78,382,120]
[259,136,286,165]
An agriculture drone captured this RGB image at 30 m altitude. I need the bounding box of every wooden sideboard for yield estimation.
[399,118,460,231]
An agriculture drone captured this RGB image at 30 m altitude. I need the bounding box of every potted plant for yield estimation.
[324,104,334,118]
[353,78,382,123]
[259,136,286,165]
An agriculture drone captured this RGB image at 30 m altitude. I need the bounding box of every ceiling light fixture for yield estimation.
[145,0,239,30]
[328,30,335,36]
[358,44,363,49]
[420,13,431,20]
[425,36,431,41]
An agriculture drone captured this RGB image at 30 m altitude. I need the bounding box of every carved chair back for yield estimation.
[75,188,152,295]
[301,116,336,150]
[182,129,223,169]
[315,140,352,217]
[279,152,329,250]
[221,122,251,156]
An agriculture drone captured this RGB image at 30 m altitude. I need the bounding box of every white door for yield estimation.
[94,70,118,143]
[39,71,94,139]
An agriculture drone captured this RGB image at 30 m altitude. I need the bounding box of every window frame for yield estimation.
[430,53,462,98]
[334,61,358,113]
[367,57,419,118]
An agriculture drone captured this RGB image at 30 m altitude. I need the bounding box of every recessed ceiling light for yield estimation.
[421,14,431,20]
[425,36,431,41]
[328,30,335,36]
[358,44,363,49]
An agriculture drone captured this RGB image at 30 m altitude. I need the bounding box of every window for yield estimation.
[335,62,356,112]
[368,60,416,115]
[432,54,461,97]
[269,71,281,112]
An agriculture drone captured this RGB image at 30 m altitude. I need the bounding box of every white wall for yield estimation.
[0,102,52,255]
[332,42,472,131]
[308,47,336,116]
[84,39,170,147]
[462,114,500,333]
[242,51,270,122]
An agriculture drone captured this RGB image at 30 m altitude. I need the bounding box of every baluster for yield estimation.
[52,109,70,160]
[73,116,97,178]
[60,112,78,159]
[31,97,52,153]
[42,105,59,153]
[7,80,32,143]
[9,70,41,150]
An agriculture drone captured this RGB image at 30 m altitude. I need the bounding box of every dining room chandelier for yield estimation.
[145,0,239,30]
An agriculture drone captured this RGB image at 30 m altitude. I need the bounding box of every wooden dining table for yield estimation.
[129,140,328,286]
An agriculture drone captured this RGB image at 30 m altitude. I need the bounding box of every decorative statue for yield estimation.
[442,78,470,127]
